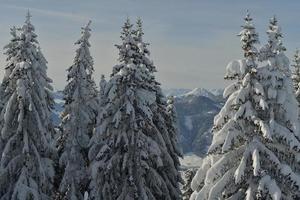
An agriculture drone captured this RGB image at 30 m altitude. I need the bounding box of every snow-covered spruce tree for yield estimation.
[57,21,98,200]
[0,26,19,112]
[259,16,289,74]
[134,18,182,197]
[190,13,300,200]
[165,95,182,160]
[182,168,197,200]
[292,49,300,101]
[0,12,56,199]
[0,26,20,164]
[18,11,55,135]
[134,18,182,183]
[88,18,181,200]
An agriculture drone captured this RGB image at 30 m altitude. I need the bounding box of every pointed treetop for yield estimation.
[76,20,92,46]
[242,10,255,29]
[268,15,280,35]
[121,17,133,38]
[244,10,253,22]
[136,17,144,38]
[83,20,92,32]
[25,10,32,24]
[292,49,300,67]
[267,15,285,52]
[137,17,142,25]
[268,15,281,34]
[238,11,259,60]
[124,16,131,28]
[10,26,17,37]
[270,15,277,25]
[125,15,130,24]
[22,10,35,35]
[241,10,256,32]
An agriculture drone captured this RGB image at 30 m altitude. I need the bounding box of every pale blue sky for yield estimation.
[0,0,299,90]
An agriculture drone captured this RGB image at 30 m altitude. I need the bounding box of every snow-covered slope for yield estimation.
[180,153,202,169]
[176,87,224,103]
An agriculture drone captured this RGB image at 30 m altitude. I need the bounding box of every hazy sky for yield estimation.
[0,0,299,90]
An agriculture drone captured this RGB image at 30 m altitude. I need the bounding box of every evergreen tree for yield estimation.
[259,16,289,75]
[0,12,56,199]
[190,13,300,200]
[182,168,197,200]
[165,95,182,162]
[88,18,181,200]
[19,11,55,134]
[133,18,182,186]
[292,49,300,101]
[133,18,156,73]
[0,26,19,112]
[0,26,20,164]
[57,21,98,200]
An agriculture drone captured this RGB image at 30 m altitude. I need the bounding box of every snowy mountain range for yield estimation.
[52,91,64,126]
[169,88,224,156]
[51,88,224,156]
[163,88,223,99]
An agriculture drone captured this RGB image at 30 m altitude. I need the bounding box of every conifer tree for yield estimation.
[18,11,55,134]
[0,26,19,111]
[190,13,300,200]
[88,18,181,200]
[57,21,98,200]
[0,26,20,164]
[292,49,300,101]
[166,95,182,162]
[0,12,56,199]
[133,18,182,183]
[182,168,197,200]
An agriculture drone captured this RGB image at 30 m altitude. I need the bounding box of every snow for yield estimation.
[225,59,246,79]
[54,98,64,104]
[88,18,182,200]
[234,145,252,184]
[208,168,235,200]
[245,187,255,200]
[2,11,300,200]
[0,12,56,199]
[258,175,281,200]
[223,82,239,98]
[57,20,98,199]
[252,148,260,176]
[190,13,300,200]
[254,119,272,140]
[208,88,224,96]
[180,87,217,101]
[180,153,202,169]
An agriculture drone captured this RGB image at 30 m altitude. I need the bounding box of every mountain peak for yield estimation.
[183,88,213,97]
